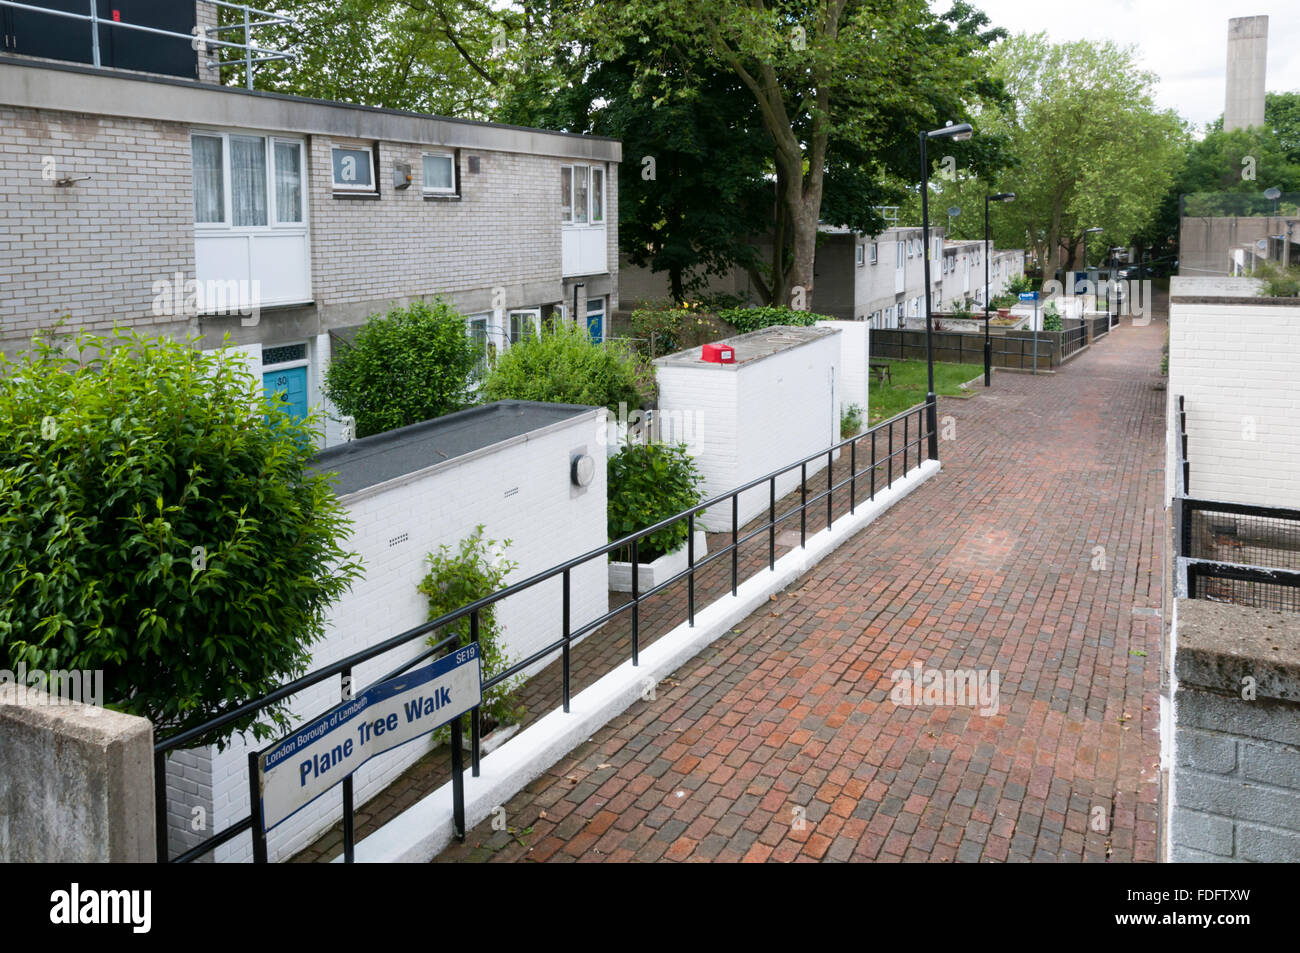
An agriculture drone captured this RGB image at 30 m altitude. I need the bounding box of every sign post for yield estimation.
[255,644,482,848]
[1019,291,1040,375]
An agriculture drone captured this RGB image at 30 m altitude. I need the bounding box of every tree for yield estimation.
[580,0,1006,309]
[986,33,1187,279]
[0,330,363,746]
[324,299,480,439]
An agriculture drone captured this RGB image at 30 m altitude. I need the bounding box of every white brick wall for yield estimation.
[820,320,869,419]
[164,411,609,862]
[656,331,841,530]
[1167,297,1300,507]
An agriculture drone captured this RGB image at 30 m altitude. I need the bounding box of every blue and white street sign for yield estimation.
[257,644,482,832]
[1019,292,1039,301]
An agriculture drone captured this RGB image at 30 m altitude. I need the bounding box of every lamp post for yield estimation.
[920,122,973,461]
[984,191,1015,387]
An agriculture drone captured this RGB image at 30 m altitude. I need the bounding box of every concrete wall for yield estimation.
[1179,216,1293,278]
[1225,16,1268,132]
[162,410,609,862]
[655,329,840,531]
[0,684,155,862]
[1169,599,1300,862]
[820,320,869,420]
[1167,287,1300,508]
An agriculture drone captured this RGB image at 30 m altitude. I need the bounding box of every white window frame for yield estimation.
[331,144,376,194]
[907,240,915,259]
[585,295,607,342]
[507,308,542,346]
[856,244,865,266]
[590,166,605,224]
[870,242,879,265]
[562,162,605,227]
[421,151,457,195]
[192,131,307,234]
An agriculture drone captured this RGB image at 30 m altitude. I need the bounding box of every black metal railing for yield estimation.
[1171,394,1300,613]
[1061,320,1087,360]
[154,397,938,863]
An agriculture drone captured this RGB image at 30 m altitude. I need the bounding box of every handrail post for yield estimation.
[248,751,268,863]
[870,430,877,500]
[826,449,833,531]
[154,750,169,862]
[687,514,696,626]
[850,438,857,514]
[888,421,894,488]
[89,0,100,68]
[903,413,909,475]
[562,567,571,712]
[800,462,807,547]
[341,666,355,862]
[631,537,640,666]
[450,714,465,841]
[927,394,939,461]
[731,495,739,596]
[470,610,481,777]
[769,477,776,570]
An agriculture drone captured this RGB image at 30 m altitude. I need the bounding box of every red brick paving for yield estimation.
[433,312,1167,863]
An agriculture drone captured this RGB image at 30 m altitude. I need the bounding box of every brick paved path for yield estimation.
[432,313,1167,863]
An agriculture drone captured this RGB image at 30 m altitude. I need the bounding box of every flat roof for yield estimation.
[654,325,839,370]
[311,400,595,497]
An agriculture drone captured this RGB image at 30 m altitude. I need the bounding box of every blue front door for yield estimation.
[263,365,309,423]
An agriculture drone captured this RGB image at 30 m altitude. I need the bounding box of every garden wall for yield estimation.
[871,328,1058,370]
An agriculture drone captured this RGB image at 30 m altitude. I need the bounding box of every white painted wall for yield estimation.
[1167,293,1300,508]
[820,320,869,421]
[167,410,608,862]
[656,331,841,530]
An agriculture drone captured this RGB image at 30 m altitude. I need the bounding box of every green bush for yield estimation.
[417,526,523,735]
[607,442,705,562]
[1254,260,1300,297]
[628,301,732,358]
[480,321,654,411]
[0,329,363,746]
[324,298,479,438]
[840,404,864,439]
[716,305,835,333]
[1004,273,1035,297]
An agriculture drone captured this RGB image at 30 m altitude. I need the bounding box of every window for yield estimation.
[856,244,865,266]
[562,163,605,225]
[332,145,375,193]
[191,133,304,230]
[508,310,540,345]
[422,152,456,194]
[907,240,915,259]
[467,313,493,373]
[870,243,879,265]
[591,167,604,223]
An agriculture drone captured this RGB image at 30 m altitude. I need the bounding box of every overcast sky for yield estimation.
[948,1,1300,129]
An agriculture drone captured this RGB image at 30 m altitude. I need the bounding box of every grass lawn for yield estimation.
[868,360,981,425]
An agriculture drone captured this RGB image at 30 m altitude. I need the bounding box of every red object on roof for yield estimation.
[701,343,736,364]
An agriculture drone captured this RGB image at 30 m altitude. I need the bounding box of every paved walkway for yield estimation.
[433,312,1168,863]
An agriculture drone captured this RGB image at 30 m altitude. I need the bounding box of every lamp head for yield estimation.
[990,192,1015,203]
[928,122,974,142]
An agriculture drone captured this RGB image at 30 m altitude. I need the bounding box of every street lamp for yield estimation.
[920,122,973,461]
[984,192,1015,388]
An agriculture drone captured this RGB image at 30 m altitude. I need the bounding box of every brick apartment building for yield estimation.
[0,1,620,447]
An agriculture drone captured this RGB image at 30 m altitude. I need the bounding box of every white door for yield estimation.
[895,241,906,294]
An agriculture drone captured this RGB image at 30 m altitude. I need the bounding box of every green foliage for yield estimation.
[323,299,478,439]
[840,404,864,439]
[480,321,654,411]
[607,443,705,562]
[627,302,733,358]
[1042,302,1063,331]
[949,298,974,319]
[1005,273,1035,297]
[717,306,833,334]
[0,329,363,746]
[417,527,523,735]
[1254,260,1300,298]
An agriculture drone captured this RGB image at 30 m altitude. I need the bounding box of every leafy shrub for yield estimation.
[1254,260,1300,297]
[480,321,654,411]
[1042,302,1063,331]
[417,526,523,735]
[1004,273,1035,297]
[607,443,705,562]
[324,298,479,438]
[716,305,835,333]
[840,404,864,439]
[949,298,974,320]
[0,329,363,746]
[628,301,734,358]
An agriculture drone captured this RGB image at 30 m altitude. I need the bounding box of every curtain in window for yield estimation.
[423,154,454,191]
[274,142,302,223]
[573,166,589,224]
[192,135,224,223]
[231,135,268,227]
[560,167,572,222]
[591,167,604,222]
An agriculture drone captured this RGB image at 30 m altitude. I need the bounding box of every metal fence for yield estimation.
[1172,395,1300,613]
[1060,320,1087,361]
[154,398,937,863]
[871,328,1056,370]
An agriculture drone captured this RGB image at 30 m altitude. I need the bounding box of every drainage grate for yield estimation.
[388,532,409,548]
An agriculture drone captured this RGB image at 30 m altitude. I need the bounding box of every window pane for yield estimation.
[231,136,267,227]
[332,147,373,189]
[591,167,604,222]
[192,135,224,224]
[573,165,588,224]
[423,154,454,191]
[560,167,572,222]
[274,142,302,223]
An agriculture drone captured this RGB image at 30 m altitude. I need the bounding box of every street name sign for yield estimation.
[1019,292,1039,301]
[257,644,482,831]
